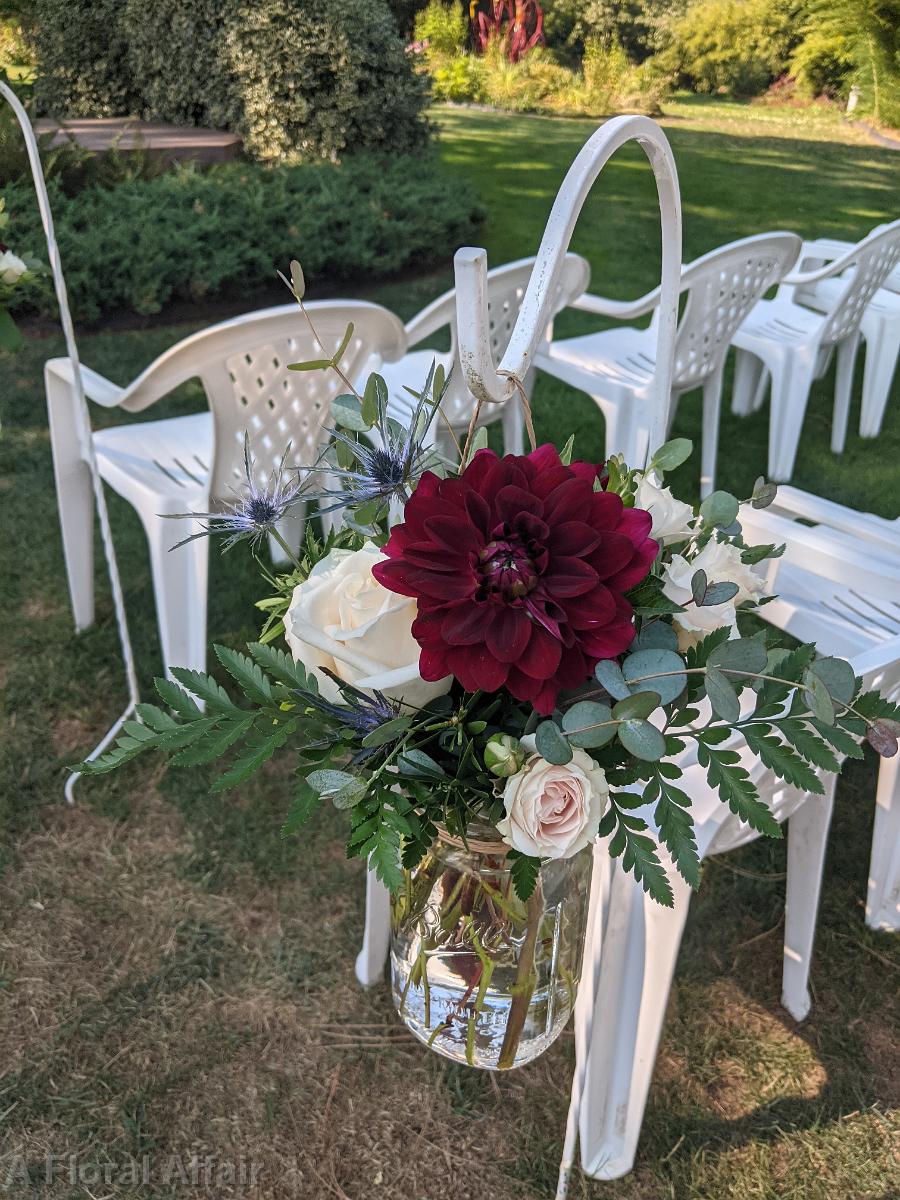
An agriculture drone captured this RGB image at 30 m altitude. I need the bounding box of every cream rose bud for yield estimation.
[662,536,764,648]
[284,542,451,708]
[635,476,695,545]
[497,737,608,860]
[0,250,27,285]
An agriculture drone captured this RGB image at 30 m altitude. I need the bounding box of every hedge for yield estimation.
[29,0,431,162]
[3,154,484,323]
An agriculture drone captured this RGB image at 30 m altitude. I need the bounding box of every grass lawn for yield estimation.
[1,100,899,1198]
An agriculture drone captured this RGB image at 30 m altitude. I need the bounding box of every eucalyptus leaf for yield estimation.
[361,717,413,748]
[535,720,573,765]
[398,749,446,778]
[700,490,740,529]
[613,691,661,721]
[648,437,693,473]
[623,648,687,705]
[803,669,836,724]
[808,656,856,705]
[331,394,371,432]
[618,719,666,761]
[595,659,632,701]
[289,259,305,300]
[705,666,741,723]
[632,622,679,652]
[708,637,767,675]
[751,478,778,509]
[288,358,332,372]
[701,581,739,606]
[561,701,616,748]
[362,373,387,425]
[307,769,359,796]
[690,569,707,607]
[332,322,354,366]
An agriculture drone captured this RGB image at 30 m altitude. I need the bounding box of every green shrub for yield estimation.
[414,0,468,55]
[660,0,795,96]
[28,0,139,117]
[2,153,484,322]
[431,54,483,101]
[28,0,431,162]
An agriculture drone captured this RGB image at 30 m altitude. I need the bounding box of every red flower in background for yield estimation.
[372,445,658,714]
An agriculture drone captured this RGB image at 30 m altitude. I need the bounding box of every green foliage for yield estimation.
[793,0,900,126]
[414,0,467,55]
[660,0,797,96]
[2,152,483,321]
[29,0,430,163]
[27,0,139,117]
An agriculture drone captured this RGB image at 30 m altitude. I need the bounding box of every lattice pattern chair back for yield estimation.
[819,219,900,346]
[435,255,590,427]
[672,233,801,390]
[113,302,406,505]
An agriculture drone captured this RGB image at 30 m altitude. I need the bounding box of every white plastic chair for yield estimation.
[368,254,590,458]
[740,488,900,933]
[46,302,406,678]
[730,219,900,481]
[534,232,800,494]
[570,749,838,1185]
[788,237,900,450]
[356,113,684,992]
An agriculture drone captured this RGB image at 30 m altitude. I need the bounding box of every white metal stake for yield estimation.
[1,81,141,802]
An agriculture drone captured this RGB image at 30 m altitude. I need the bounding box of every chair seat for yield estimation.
[378,348,455,425]
[735,296,826,350]
[538,326,656,390]
[801,276,900,321]
[762,557,900,662]
[93,412,212,510]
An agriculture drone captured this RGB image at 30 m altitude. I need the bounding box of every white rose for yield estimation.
[662,537,764,648]
[635,476,695,545]
[284,542,451,708]
[0,250,26,285]
[496,736,608,860]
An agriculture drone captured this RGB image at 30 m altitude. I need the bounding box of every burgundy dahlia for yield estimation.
[372,445,658,714]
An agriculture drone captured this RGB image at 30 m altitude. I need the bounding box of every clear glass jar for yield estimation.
[390,824,592,1070]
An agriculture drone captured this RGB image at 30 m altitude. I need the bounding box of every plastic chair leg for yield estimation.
[578,862,693,1181]
[732,349,765,416]
[859,322,900,439]
[356,868,391,986]
[767,354,816,482]
[781,782,835,1021]
[46,368,95,632]
[866,753,900,931]
[830,333,861,455]
[142,506,210,680]
[700,369,724,499]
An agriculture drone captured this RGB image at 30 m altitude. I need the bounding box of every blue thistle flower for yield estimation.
[167,433,308,552]
[298,360,448,516]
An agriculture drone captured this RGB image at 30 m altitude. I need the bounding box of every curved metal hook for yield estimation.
[454,114,683,467]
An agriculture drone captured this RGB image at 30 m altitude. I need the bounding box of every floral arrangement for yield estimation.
[0,196,38,352]
[83,263,899,1068]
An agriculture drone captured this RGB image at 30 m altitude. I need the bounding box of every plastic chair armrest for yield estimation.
[45,357,125,408]
[570,285,662,321]
[403,292,455,349]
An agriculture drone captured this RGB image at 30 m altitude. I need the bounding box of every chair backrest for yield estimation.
[669,232,801,389]
[407,254,590,427]
[115,301,406,503]
[816,219,900,346]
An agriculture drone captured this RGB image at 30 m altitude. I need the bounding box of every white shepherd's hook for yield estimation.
[454,113,683,470]
[1,81,141,803]
[451,115,683,1197]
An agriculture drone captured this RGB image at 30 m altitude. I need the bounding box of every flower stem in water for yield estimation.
[497,881,544,1070]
